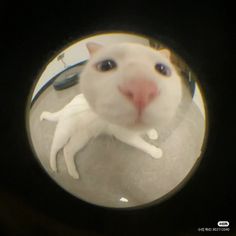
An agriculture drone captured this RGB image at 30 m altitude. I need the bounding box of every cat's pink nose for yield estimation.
[119,79,158,110]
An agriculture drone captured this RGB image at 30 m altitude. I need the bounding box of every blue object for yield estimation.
[53,73,79,90]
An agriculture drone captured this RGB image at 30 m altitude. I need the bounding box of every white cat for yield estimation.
[40,42,182,179]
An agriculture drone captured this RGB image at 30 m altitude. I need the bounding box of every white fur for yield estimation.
[40,42,182,179]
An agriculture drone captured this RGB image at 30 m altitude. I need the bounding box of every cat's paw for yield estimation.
[50,160,57,172]
[68,169,80,179]
[147,129,158,140]
[149,146,163,159]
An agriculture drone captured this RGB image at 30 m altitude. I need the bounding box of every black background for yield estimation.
[0,1,235,235]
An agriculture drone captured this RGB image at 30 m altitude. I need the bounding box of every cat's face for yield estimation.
[80,42,182,130]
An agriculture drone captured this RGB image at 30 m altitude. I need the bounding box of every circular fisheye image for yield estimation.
[26,32,207,208]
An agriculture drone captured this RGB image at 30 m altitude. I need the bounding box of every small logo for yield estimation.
[217,221,229,227]
[198,220,230,232]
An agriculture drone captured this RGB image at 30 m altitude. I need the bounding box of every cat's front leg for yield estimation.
[113,131,162,159]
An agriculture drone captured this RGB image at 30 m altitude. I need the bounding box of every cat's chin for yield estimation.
[97,109,159,131]
[126,123,152,131]
[114,119,154,132]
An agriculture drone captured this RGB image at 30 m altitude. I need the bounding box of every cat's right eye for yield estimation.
[96,59,117,72]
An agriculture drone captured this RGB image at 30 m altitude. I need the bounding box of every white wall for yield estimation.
[193,84,206,119]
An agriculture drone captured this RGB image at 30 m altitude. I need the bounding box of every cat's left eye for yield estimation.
[96,59,117,72]
[155,63,171,77]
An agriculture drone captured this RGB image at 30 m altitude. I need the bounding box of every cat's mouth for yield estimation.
[134,114,143,124]
[127,113,150,129]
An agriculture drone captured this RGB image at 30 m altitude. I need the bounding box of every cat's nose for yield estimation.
[119,79,158,110]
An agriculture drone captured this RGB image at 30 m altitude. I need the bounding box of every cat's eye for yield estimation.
[155,63,171,76]
[96,59,117,72]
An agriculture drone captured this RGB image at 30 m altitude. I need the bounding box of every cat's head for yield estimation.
[80,42,182,130]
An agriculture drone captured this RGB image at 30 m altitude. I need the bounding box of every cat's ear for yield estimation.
[86,42,103,56]
[159,48,171,59]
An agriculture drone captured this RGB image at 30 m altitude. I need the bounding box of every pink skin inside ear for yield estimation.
[119,79,159,114]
